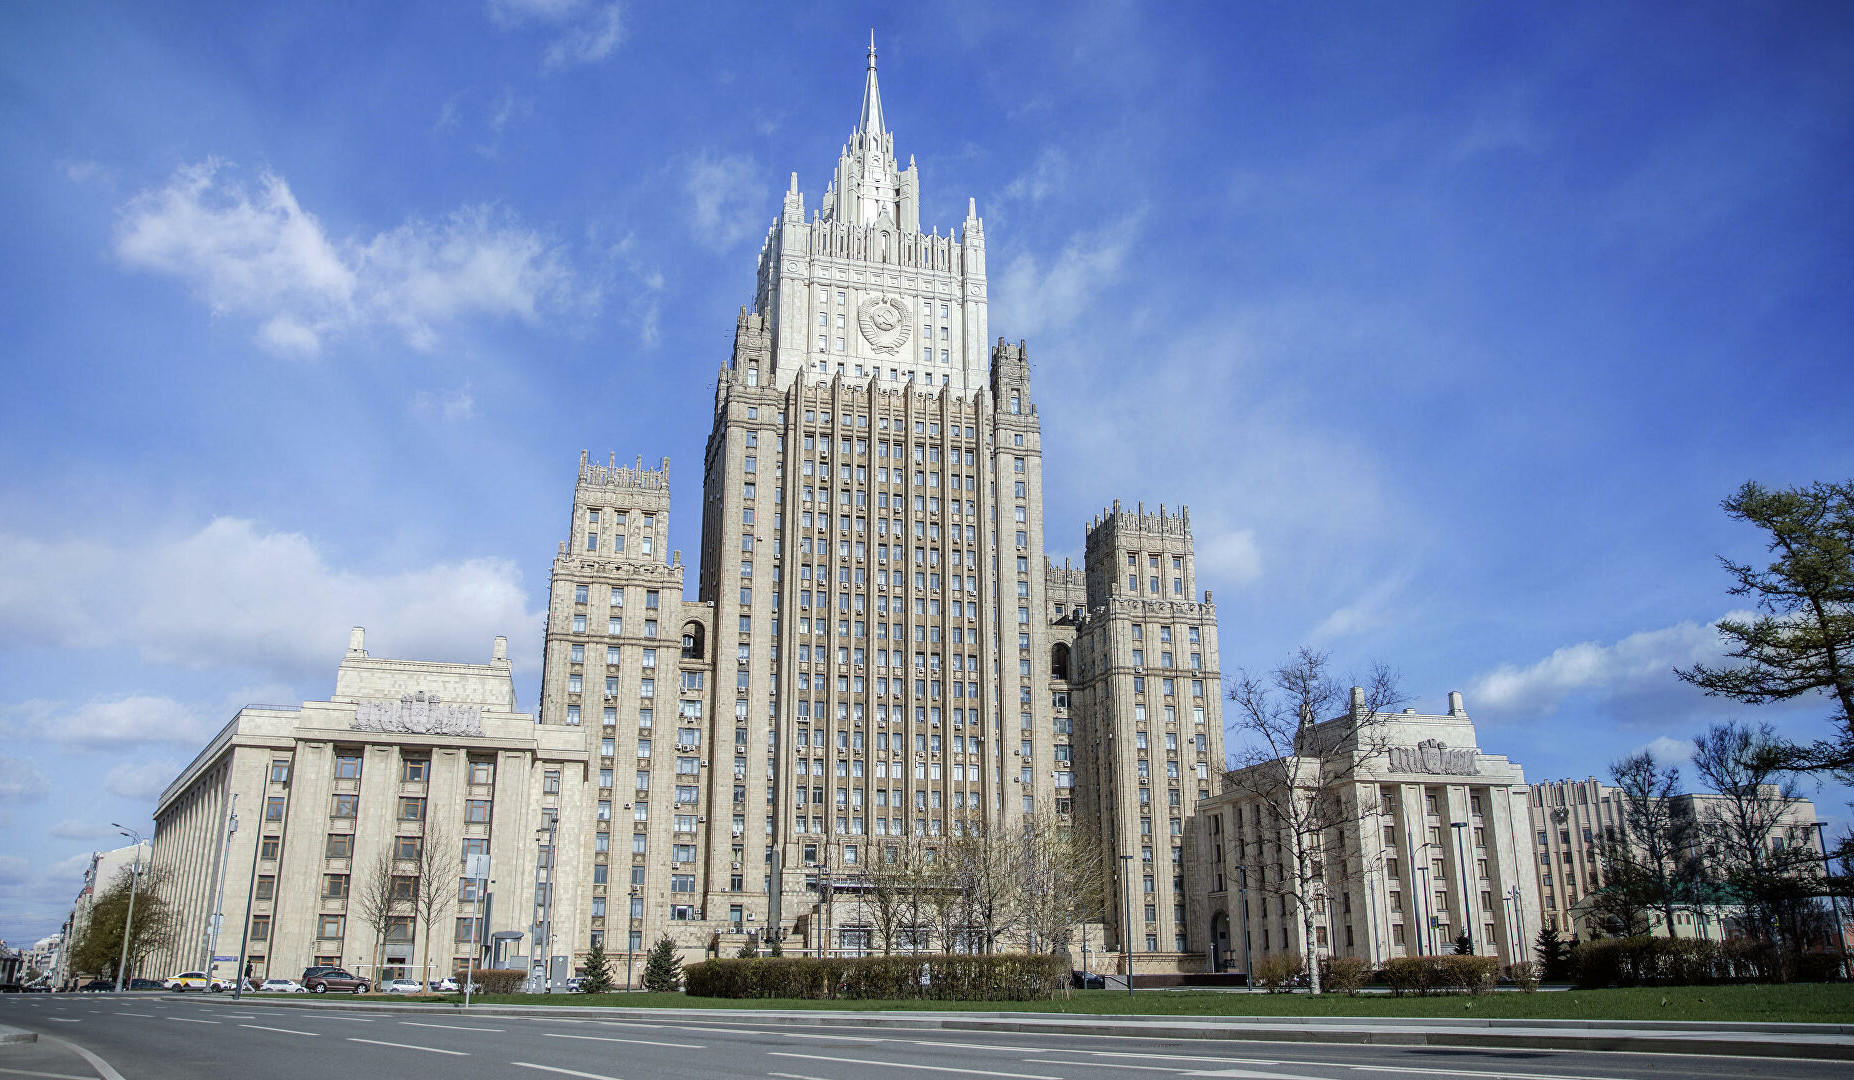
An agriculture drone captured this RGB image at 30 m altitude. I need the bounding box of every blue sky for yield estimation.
[2,2,1851,944]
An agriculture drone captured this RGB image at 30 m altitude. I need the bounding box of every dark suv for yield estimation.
[301,967,370,994]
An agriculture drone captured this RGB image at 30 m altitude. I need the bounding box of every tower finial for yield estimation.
[857,31,885,139]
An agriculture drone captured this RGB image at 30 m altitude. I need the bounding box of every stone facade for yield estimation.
[1197,697,1542,971]
[144,631,588,986]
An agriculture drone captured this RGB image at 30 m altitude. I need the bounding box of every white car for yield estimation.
[381,979,425,994]
[258,979,306,993]
[164,971,236,992]
[427,978,459,992]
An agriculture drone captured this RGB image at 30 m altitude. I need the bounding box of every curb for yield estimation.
[0,1025,39,1046]
[202,998,1854,1060]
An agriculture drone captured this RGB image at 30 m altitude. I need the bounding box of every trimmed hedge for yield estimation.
[1383,955,1501,995]
[684,954,1070,1001]
[1571,936,1837,988]
[468,968,527,994]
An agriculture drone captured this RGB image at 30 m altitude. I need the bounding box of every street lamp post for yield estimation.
[1811,821,1850,978]
[1450,821,1472,954]
[204,794,238,980]
[231,797,272,1000]
[1119,853,1135,996]
[535,815,557,991]
[1235,864,1252,985]
[111,825,144,993]
[1507,884,1526,965]
[1413,854,1433,956]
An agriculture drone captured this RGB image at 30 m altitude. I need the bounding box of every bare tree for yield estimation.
[946,817,1023,954]
[1607,750,1695,936]
[860,834,929,955]
[413,820,457,993]
[1223,649,1405,994]
[1690,721,1812,952]
[69,864,180,983]
[1013,811,1110,956]
[352,849,401,987]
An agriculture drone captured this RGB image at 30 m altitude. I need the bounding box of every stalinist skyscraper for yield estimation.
[534,40,1224,973]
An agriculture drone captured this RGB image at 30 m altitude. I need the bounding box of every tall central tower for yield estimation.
[700,38,1052,950]
[749,38,990,396]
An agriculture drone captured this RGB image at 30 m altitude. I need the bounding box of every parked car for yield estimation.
[165,971,234,992]
[77,979,114,993]
[128,979,166,991]
[257,979,306,993]
[1071,970,1107,990]
[381,979,424,994]
[300,967,370,994]
[427,978,459,992]
[565,976,582,992]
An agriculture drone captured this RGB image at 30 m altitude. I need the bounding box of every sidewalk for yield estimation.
[211,997,1854,1060]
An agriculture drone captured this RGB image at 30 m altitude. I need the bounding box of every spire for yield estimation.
[858,30,885,140]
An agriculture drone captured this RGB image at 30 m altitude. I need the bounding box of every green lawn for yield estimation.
[343,983,1854,1023]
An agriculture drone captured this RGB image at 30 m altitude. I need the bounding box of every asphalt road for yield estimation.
[2,993,1849,1080]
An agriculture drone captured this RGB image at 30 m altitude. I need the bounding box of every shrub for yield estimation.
[471,968,526,994]
[1383,955,1499,995]
[1504,961,1540,992]
[642,936,683,993]
[1252,951,1304,993]
[684,953,1069,1001]
[1320,956,1370,995]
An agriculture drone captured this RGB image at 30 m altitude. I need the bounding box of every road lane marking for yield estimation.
[167,1017,219,1024]
[346,1037,467,1055]
[512,1064,629,1080]
[116,1012,154,1017]
[768,1073,837,1080]
[239,1023,322,1036]
[766,1053,1061,1080]
[775,1031,882,1042]
[220,1013,257,1018]
[43,1037,127,1080]
[44,1018,80,1023]
[401,1021,505,1032]
[0,1066,97,1079]
[545,1032,703,1049]
[1026,1063,1191,1074]
[1182,1071,1339,1079]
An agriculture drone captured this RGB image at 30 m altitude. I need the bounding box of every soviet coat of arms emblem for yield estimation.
[857,295,912,354]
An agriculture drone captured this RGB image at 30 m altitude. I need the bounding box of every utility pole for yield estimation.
[1414,853,1433,956]
[535,814,558,991]
[231,796,271,1000]
[1119,852,1134,996]
[626,886,639,991]
[111,825,144,993]
[462,855,489,1007]
[204,793,238,979]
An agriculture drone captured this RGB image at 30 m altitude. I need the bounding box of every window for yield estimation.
[401,758,428,782]
[260,837,281,860]
[265,796,285,821]
[334,754,361,779]
[469,760,494,785]
[385,916,414,943]
[394,835,421,860]
[317,915,344,940]
[331,794,358,818]
[390,875,419,902]
[323,873,349,899]
[269,759,291,783]
[249,914,271,940]
[255,875,276,901]
[398,796,426,821]
[465,799,493,823]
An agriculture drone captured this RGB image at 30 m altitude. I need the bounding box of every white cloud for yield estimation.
[1634,735,1696,766]
[487,0,625,71]
[114,160,578,356]
[993,211,1143,338]
[0,517,542,682]
[1469,615,1746,722]
[410,385,478,421]
[685,154,765,251]
[105,760,182,800]
[49,820,120,840]
[1198,529,1262,587]
[0,756,49,800]
[1,695,217,749]
[1001,148,1068,205]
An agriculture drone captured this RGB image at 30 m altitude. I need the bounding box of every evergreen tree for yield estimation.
[1678,480,1854,776]
[642,935,682,993]
[1452,932,1473,955]
[577,936,614,994]
[768,936,783,956]
[1534,926,1572,981]
[735,939,759,958]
